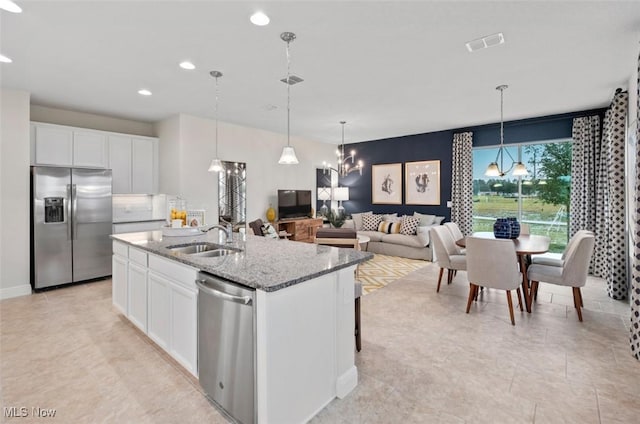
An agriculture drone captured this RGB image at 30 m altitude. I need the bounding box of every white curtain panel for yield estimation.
[631,52,640,360]
[451,132,473,236]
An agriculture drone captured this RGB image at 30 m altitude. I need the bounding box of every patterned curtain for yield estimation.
[451,132,473,236]
[602,91,628,299]
[630,52,640,360]
[570,90,628,301]
[570,115,600,236]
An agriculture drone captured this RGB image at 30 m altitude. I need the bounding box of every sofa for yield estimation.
[343,212,444,261]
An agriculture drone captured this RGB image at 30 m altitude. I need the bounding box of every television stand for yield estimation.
[275,218,323,243]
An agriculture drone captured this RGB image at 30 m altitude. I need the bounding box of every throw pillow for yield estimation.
[351,211,373,231]
[434,216,445,225]
[261,223,278,239]
[382,213,399,222]
[400,215,420,235]
[361,214,383,231]
[378,221,401,234]
[414,212,436,226]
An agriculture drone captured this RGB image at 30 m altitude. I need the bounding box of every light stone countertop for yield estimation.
[111,230,373,292]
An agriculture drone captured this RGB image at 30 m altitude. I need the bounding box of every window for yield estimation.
[472,140,571,253]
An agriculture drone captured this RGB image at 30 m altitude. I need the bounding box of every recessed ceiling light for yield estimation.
[138,89,152,96]
[0,0,22,13]
[465,32,505,52]
[0,54,12,63]
[250,11,270,26]
[179,61,195,70]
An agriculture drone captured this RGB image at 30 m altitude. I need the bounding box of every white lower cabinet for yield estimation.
[128,262,148,332]
[169,281,198,375]
[112,243,198,377]
[112,254,128,315]
[147,271,171,350]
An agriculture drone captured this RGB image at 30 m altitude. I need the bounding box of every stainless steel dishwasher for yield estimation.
[197,272,256,424]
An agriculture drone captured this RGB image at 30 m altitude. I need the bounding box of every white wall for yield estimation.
[31,104,155,137]
[1,89,32,299]
[157,114,336,224]
[626,51,638,292]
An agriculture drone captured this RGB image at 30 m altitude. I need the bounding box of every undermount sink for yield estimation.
[166,242,241,257]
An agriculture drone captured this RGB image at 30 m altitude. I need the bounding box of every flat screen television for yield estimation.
[278,189,312,219]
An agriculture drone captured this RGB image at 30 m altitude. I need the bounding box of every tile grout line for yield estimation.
[595,388,602,424]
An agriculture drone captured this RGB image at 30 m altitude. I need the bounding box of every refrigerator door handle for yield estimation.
[71,184,78,240]
[66,184,72,241]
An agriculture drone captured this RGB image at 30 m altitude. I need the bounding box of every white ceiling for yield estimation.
[2,1,639,144]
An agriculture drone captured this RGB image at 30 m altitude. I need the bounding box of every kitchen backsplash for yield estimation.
[112,194,168,223]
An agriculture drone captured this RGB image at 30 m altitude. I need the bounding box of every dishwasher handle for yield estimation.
[196,280,253,305]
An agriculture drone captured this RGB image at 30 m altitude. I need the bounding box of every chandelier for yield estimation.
[485,85,528,177]
[335,121,363,177]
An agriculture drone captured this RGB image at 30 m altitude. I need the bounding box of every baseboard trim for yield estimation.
[336,365,358,399]
[0,284,32,300]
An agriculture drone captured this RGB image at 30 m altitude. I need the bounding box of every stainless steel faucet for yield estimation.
[203,224,233,243]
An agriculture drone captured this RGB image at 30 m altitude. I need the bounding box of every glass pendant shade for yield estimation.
[485,162,500,177]
[278,146,299,164]
[208,158,223,172]
[512,162,528,176]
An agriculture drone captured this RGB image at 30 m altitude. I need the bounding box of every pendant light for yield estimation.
[485,85,528,177]
[278,31,299,165]
[207,71,224,173]
[336,121,363,177]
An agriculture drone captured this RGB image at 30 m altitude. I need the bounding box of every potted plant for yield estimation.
[327,209,346,228]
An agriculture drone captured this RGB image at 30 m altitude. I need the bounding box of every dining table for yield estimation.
[456,232,551,313]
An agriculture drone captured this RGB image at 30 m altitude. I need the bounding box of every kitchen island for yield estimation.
[111,229,372,424]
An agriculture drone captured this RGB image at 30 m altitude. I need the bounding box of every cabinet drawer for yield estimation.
[129,247,148,266]
[113,241,128,257]
[148,254,198,290]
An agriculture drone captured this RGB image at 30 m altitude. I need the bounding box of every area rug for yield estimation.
[357,254,430,295]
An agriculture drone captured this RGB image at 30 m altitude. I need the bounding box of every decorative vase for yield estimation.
[266,204,276,222]
[493,218,511,239]
[507,217,520,239]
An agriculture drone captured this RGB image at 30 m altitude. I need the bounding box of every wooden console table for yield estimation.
[275,218,324,243]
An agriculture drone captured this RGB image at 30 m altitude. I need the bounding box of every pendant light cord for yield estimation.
[499,85,504,172]
[286,40,291,148]
[215,75,219,157]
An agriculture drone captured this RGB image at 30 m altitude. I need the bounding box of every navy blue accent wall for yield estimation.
[340,129,454,219]
[342,108,606,221]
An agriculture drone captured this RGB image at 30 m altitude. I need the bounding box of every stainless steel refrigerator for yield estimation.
[30,166,113,290]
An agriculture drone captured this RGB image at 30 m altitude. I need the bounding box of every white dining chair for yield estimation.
[527,232,595,321]
[443,222,466,255]
[466,236,523,325]
[430,226,466,292]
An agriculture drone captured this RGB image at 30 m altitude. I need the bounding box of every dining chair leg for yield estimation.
[355,297,362,352]
[531,281,539,302]
[437,268,444,292]
[516,287,523,311]
[506,291,515,325]
[447,269,453,285]
[474,286,480,301]
[466,283,477,313]
[572,287,583,322]
[577,287,584,307]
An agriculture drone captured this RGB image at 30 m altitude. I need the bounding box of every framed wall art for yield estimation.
[372,163,402,204]
[405,160,440,205]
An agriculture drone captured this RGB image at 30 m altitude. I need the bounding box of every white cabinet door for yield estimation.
[112,255,128,315]
[128,261,148,332]
[148,271,171,350]
[170,282,198,376]
[108,135,132,193]
[34,125,73,166]
[73,131,108,168]
[132,138,156,194]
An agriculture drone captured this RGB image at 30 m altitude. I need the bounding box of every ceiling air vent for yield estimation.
[465,32,505,52]
[280,75,304,85]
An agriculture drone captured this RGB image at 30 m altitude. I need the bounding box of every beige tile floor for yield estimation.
[1,262,638,423]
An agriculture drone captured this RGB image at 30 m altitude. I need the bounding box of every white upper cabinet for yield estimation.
[73,131,108,168]
[31,122,158,194]
[33,124,73,166]
[108,135,133,193]
[132,137,157,194]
